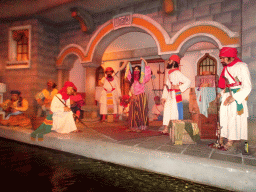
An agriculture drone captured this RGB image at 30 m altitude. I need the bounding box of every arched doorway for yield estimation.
[56,14,240,115]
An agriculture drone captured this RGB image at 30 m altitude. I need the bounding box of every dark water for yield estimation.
[0,137,231,192]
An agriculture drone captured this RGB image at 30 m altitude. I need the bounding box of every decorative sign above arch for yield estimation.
[113,13,132,30]
[56,14,239,66]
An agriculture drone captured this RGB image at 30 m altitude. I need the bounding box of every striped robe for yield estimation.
[99,77,121,115]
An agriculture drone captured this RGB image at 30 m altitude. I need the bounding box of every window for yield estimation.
[197,53,217,76]
[7,25,31,69]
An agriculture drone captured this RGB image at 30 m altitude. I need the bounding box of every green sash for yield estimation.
[224,88,243,115]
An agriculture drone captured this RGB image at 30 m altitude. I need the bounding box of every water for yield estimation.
[0,137,230,192]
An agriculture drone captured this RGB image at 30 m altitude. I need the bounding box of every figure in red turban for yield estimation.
[161,55,191,135]
[217,47,252,151]
[31,81,79,141]
[99,67,121,122]
[51,81,79,133]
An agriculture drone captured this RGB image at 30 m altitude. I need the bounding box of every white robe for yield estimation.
[99,77,121,114]
[50,94,77,133]
[162,70,191,126]
[219,62,251,140]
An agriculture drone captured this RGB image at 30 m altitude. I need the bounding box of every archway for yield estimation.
[56,14,239,67]
[56,14,240,108]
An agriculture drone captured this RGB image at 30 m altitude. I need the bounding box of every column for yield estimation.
[85,66,97,105]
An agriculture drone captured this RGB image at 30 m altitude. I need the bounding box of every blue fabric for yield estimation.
[177,102,183,120]
[195,87,217,117]
[157,115,163,121]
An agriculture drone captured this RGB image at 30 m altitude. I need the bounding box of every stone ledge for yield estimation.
[0,125,256,191]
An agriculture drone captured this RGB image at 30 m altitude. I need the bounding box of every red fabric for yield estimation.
[168,68,179,74]
[58,81,77,100]
[134,71,140,80]
[105,67,114,72]
[219,47,238,58]
[106,76,114,82]
[154,96,160,101]
[120,95,130,108]
[218,47,242,89]
[169,55,180,64]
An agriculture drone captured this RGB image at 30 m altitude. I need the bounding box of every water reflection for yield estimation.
[0,138,230,192]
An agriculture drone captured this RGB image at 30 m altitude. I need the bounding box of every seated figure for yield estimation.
[35,80,58,117]
[0,90,31,127]
[31,81,80,142]
[70,89,85,123]
[51,81,78,133]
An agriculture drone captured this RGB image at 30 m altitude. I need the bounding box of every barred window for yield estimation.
[7,25,31,69]
[14,30,29,61]
[197,53,217,76]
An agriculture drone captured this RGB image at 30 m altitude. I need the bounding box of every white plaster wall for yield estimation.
[69,59,85,92]
[105,32,156,53]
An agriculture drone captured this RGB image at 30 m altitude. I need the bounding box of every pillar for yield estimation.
[85,66,97,105]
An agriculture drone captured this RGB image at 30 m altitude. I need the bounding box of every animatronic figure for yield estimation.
[217,47,251,151]
[0,90,31,127]
[125,58,151,132]
[35,80,58,117]
[161,55,191,135]
[31,82,80,141]
[99,67,121,122]
[151,96,164,121]
[70,89,85,123]
[51,81,78,133]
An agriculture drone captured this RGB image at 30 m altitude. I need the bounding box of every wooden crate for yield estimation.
[169,120,199,145]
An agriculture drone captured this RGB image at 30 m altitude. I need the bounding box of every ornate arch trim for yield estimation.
[56,14,239,66]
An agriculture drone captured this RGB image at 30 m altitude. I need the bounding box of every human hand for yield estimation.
[171,85,179,90]
[224,96,235,106]
[140,57,147,65]
[161,98,166,105]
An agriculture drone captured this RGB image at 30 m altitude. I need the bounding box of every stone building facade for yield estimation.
[0,0,255,118]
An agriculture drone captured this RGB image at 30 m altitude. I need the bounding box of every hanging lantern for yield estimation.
[163,0,174,14]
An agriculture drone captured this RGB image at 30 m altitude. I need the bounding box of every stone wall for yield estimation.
[242,0,256,118]
[0,19,58,116]
[1,0,252,116]
[59,0,242,60]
